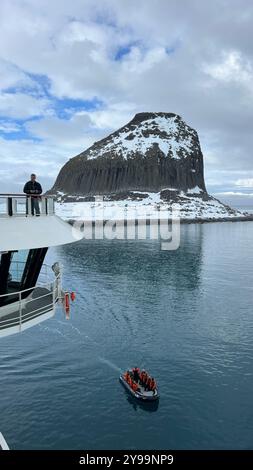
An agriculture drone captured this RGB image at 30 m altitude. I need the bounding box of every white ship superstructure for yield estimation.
[0,194,81,338]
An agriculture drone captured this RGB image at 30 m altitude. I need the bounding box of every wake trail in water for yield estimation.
[57,320,101,346]
[98,357,122,373]
[57,320,82,336]
[40,325,69,340]
[40,321,122,373]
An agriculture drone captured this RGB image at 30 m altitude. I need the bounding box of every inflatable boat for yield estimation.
[119,369,159,402]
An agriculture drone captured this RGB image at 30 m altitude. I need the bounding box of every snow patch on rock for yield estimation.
[87,114,197,161]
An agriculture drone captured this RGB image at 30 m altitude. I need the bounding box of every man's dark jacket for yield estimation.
[23,181,42,195]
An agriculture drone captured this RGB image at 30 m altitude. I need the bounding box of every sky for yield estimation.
[0,0,252,207]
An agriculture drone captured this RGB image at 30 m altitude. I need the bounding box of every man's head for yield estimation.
[30,173,36,181]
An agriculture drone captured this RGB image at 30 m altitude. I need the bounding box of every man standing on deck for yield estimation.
[23,174,43,215]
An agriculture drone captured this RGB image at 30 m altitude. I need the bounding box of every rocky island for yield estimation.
[49,112,251,222]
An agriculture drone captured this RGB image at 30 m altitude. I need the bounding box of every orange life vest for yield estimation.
[151,380,156,390]
[132,382,138,391]
[147,378,152,389]
[143,373,148,383]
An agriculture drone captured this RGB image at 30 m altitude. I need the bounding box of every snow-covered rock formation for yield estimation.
[49,112,249,221]
[50,112,206,195]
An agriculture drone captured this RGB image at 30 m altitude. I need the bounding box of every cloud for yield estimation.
[0,92,52,119]
[235,178,253,188]
[24,103,137,154]
[203,50,253,94]
[0,0,252,202]
[89,102,137,129]
[0,136,70,193]
[216,191,253,197]
[0,120,22,133]
[0,59,35,91]
[26,112,105,148]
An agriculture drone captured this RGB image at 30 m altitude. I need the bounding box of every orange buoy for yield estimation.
[70,292,76,302]
[64,292,70,319]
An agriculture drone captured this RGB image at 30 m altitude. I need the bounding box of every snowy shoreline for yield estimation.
[55,190,253,224]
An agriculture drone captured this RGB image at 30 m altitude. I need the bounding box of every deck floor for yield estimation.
[0,287,53,330]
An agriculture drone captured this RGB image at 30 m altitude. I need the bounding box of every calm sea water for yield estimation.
[1,222,253,450]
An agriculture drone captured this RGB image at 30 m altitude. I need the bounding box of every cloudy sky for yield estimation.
[0,0,252,206]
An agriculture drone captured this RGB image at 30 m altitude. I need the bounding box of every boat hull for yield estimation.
[119,375,159,401]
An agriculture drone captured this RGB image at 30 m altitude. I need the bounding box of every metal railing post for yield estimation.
[52,278,56,313]
[19,291,22,331]
[0,194,55,217]
[0,260,62,335]
[41,197,46,215]
[12,198,18,215]
[7,197,13,216]
[27,196,32,216]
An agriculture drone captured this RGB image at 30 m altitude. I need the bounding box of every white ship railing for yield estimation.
[0,263,62,335]
[0,194,55,217]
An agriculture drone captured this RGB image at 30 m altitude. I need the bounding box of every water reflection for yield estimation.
[56,223,204,294]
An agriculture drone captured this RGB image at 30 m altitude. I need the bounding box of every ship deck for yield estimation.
[0,286,55,336]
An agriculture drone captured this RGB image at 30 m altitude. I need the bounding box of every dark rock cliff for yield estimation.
[50,112,207,196]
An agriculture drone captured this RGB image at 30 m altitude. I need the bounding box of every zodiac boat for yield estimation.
[119,369,159,401]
